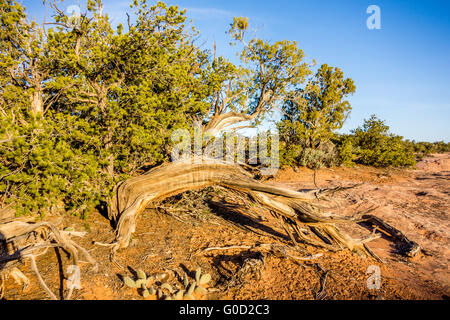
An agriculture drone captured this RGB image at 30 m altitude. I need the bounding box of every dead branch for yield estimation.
[0,216,97,300]
[361,214,421,257]
[108,158,401,261]
[28,254,58,300]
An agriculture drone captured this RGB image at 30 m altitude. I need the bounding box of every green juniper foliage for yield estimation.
[279,64,356,150]
[404,140,450,160]
[1,0,210,217]
[277,64,355,168]
[337,115,416,168]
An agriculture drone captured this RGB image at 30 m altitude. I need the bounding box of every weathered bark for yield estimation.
[361,215,420,257]
[30,86,44,115]
[31,91,44,114]
[0,218,96,269]
[109,158,388,259]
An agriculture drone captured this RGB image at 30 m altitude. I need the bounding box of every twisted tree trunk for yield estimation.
[109,158,391,259]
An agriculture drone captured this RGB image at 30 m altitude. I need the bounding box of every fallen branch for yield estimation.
[0,217,97,300]
[28,254,58,300]
[314,264,329,300]
[361,214,421,257]
[108,158,392,260]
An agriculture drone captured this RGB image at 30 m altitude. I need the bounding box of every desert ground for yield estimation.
[2,154,449,300]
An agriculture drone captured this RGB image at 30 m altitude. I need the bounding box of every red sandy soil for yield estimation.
[2,154,449,300]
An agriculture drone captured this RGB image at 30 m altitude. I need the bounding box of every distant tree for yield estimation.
[339,115,416,167]
[202,17,311,136]
[0,0,61,115]
[278,64,356,150]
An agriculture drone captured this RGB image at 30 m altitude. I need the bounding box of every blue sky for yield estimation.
[22,0,450,142]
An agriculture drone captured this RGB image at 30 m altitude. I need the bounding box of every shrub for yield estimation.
[433,141,450,153]
[279,143,303,167]
[280,140,339,169]
[340,115,416,168]
[414,141,450,155]
[298,148,332,169]
[0,112,106,217]
[0,0,208,217]
[337,136,359,167]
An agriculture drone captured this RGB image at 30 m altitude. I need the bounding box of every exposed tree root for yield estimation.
[109,158,417,261]
[0,216,97,300]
